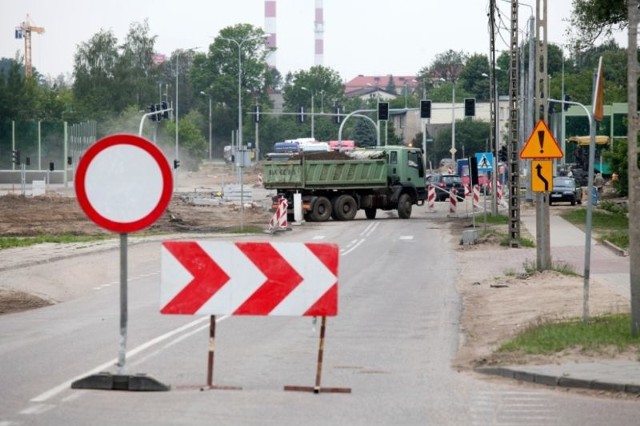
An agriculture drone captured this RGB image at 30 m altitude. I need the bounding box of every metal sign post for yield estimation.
[71,134,172,392]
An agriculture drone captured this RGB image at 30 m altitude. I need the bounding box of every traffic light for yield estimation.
[298,106,305,123]
[155,103,163,121]
[161,101,169,120]
[49,162,54,171]
[254,105,260,123]
[173,159,180,169]
[464,98,476,117]
[499,145,508,162]
[420,100,432,119]
[12,149,20,165]
[334,106,342,124]
[564,95,571,111]
[470,156,479,186]
[149,104,157,122]
[548,101,558,114]
[67,156,72,165]
[377,102,389,121]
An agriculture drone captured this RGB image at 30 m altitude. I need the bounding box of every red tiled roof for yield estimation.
[344,75,419,94]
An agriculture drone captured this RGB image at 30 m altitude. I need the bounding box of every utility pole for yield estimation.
[535,0,551,270]
[489,0,498,215]
[627,2,640,336]
[507,0,521,247]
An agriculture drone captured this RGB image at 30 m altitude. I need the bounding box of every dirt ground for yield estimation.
[0,164,635,372]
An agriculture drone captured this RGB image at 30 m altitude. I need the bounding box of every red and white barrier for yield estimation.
[254,173,264,188]
[269,197,288,231]
[449,188,457,215]
[464,183,470,197]
[427,185,436,211]
[497,181,508,208]
[473,185,480,210]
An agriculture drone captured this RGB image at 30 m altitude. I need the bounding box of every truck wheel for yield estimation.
[397,193,412,219]
[334,194,358,221]
[310,197,332,222]
[364,208,377,219]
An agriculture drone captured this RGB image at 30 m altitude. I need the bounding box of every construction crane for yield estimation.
[15,14,45,78]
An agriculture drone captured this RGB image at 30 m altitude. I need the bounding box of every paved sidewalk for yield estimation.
[478,207,639,396]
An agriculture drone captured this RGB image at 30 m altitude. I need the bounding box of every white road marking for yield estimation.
[30,315,229,403]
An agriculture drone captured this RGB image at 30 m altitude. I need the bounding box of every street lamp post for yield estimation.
[220,36,258,157]
[200,91,212,161]
[174,47,199,190]
[301,87,315,139]
[451,83,456,160]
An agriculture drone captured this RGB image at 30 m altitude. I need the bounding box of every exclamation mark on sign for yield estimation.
[537,130,545,154]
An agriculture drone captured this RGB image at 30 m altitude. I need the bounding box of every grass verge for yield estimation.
[498,313,640,356]
[0,234,112,250]
[561,207,628,249]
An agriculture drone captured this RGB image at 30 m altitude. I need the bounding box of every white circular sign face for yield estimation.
[75,134,173,233]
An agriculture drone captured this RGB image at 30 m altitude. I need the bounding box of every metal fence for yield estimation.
[0,120,96,184]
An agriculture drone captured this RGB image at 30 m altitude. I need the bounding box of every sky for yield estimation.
[1,0,627,83]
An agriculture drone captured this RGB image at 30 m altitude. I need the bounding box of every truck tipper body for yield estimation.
[263,146,427,221]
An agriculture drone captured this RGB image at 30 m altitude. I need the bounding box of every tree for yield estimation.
[603,137,628,196]
[164,111,207,171]
[568,0,627,50]
[432,119,490,162]
[282,66,345,113]
[190,24,271,152]
[459,54,491,101]
[72,22,159,119]
[350,117,376,147]
[117,20,160,109]
[72,29,121,118]
[420,49,468,82]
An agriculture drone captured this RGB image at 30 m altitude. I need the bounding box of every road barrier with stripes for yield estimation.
[427,185,436,212]
[268,197,289,232]
[160,241,350,393]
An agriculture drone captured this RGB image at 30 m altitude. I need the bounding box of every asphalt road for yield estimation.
[1,209,639,425]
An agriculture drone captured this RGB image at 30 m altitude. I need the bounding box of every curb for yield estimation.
[602,239,628,257]
[476,366,640,395]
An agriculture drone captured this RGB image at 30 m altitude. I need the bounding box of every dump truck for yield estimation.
[262,146,427,221]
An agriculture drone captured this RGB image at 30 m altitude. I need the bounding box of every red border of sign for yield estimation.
[75,134,173,233]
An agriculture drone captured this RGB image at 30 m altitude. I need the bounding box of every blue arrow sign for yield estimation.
[475,152,494,171]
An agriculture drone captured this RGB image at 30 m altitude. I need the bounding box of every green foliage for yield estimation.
[282,66,345,113]
[0,234,112,250]
[459,54,490,101]
[499,314,640,355]
[603,138,628,196]
[164,111,207,171]
[561,206,628,249]
[568,0,627,50]
[351,117,377,147]
[432,118,490,162]
[72,21,161,119]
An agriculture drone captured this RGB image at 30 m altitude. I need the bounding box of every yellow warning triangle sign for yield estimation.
[520,119,563,159]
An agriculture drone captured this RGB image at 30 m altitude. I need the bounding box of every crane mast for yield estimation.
[15,14,45,78]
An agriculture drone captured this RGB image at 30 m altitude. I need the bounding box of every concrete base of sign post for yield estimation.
[71,372,170,392]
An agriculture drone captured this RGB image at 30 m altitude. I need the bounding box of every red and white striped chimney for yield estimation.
[264,0,277,68]
[314,0,324,66]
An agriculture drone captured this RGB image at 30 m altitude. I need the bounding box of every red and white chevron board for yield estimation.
[160,241,338,316]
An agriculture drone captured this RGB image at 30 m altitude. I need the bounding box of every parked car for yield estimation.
[549,176,583,206]
[426,174,465,201]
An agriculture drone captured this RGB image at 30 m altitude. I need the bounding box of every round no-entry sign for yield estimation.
[75,134,173,233]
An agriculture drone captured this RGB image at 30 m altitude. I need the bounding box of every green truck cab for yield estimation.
[263,146,427,221]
